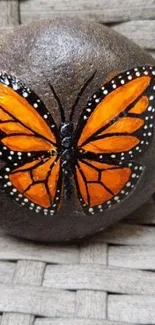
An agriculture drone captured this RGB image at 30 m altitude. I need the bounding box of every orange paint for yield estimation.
[101,117,144,135]
[130,96,149,114]
[2,135,53,152]
[9,171,32,193]
[88,183,112,206]
[85,160,116,170]
[101,168,131,195]
[75,166,88,204]
[25,183,51,208]
[48,159,61,200]
[33,156,55,182]
[78,161,98,181]
[0,83,56,143]
[15,160,40,172]
[83,135,139,153]
[9,157,60,208]
[78,76,151,146]
[0,107,13,121]
[76,160,131,207]
[0,121,33,135]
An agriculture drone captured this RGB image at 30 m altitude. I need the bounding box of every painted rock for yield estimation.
[0,18,155,242]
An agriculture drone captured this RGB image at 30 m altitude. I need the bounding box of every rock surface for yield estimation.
[0,18,155,242]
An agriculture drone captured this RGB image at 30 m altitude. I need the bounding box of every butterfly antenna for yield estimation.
[48,82,65,123]
[69,70,97,121]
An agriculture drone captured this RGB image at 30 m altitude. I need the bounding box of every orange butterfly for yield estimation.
[0,66,155,216]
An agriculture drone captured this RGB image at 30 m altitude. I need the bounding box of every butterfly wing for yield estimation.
[0,73,62,215]
[74,159,142,214]
[74,66,155,214]
[0,156,62,215]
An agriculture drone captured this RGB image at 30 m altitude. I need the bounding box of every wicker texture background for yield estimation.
[0,0,155,324]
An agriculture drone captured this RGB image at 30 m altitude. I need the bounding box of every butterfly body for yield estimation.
[60,121,74,199]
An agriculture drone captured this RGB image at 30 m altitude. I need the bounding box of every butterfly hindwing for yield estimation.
[74,158,143,215]
[0,156,62,215]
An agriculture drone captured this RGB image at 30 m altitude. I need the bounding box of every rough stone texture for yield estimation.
[0,17,155,242]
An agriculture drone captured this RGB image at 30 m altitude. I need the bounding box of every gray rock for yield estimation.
[0,17,155,242]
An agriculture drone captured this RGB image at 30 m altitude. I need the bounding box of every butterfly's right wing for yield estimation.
[73,66,155,215]
[74,158,142,215]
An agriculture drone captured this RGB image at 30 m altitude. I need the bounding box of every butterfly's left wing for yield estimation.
[0,155,61,215]
[74,66,155,215]
[0,73,62,215]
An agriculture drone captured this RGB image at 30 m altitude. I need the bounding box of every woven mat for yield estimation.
[0,1,155,324]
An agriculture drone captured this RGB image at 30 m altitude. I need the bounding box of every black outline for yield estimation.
[69,71,97,121]
[48,82,65,123]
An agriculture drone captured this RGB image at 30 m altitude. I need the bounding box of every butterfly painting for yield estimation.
[0,66,155,216]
